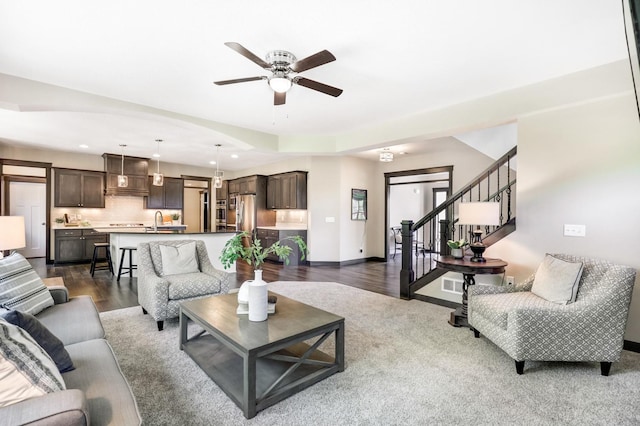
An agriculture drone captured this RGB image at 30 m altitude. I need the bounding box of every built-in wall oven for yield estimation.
[215,199,227,230]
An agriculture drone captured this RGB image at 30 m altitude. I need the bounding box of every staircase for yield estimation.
[399,146,517,299]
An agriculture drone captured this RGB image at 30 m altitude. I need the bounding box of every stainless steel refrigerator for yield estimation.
[235,194,256,234]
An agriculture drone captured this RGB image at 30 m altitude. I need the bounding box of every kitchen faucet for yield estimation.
[154,211,163,231]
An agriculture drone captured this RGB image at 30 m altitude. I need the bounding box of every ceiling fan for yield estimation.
[214,42,343,105]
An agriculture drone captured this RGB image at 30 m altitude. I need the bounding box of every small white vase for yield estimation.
[451,248,464,259]
[248,269,268,322]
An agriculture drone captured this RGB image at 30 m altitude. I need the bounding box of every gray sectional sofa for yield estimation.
[1,285,141,425]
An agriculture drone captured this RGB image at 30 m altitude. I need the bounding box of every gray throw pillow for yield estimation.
[0,253,54,315]
[0,309,74,373]
[531,254,584,304]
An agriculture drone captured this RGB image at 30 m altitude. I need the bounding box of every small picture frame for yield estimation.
[351,189,367,221]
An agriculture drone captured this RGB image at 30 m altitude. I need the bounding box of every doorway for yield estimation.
[8,180,46,258]
[1,160,52,261]
[182,177,211,233]
[384,166,452,259]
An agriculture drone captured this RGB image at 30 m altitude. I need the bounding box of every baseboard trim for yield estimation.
[624,340,640,353]
[412,294,460,309]
[309,257,385,267]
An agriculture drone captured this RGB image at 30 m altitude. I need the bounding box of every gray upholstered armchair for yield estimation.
[137,240,231,330]
[468,254,636,376]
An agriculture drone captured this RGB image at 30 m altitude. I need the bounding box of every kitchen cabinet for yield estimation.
[216,180,228,201]
[228,180,240,194]
[55,229,108,263]
[103,153,149,196]
[267,171,307,209]
[54,169,105,208]
[228,176,262,195]
[256,228,307,265]
[144,176,184,209]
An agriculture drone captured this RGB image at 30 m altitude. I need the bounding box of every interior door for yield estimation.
[9,181,46,258]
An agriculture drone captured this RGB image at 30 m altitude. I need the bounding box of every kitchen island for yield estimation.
[95,228,238,275]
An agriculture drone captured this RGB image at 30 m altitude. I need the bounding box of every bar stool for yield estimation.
[117,246,137,281]
[90,242,113,277]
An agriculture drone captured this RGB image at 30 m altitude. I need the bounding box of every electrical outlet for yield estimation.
[563,224,586,237]
[506,276,515,286]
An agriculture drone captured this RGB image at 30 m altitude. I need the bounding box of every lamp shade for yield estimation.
[0,216,26,251]
[458,202,500,226]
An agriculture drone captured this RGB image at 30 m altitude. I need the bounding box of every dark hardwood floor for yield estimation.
[29,257,404,313]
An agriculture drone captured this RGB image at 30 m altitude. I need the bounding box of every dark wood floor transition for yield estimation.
[29,258,402,313]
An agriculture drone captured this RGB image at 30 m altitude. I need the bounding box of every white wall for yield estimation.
[486,93,640,342]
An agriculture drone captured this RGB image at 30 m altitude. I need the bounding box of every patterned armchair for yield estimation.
[468,254,636,375]
[137,240,231,330]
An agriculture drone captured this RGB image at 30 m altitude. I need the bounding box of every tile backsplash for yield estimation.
[276,209,308,225]
[51,196,181,225]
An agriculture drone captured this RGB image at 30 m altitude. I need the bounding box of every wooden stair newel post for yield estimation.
[400,220,415,300]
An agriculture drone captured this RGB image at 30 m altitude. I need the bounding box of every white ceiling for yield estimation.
[0,0,629,170]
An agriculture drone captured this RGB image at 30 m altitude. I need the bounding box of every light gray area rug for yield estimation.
[100,281,640,425]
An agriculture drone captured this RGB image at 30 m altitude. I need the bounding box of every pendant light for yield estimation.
[117,144,128,187]
[213,144,223,189]
[152,139,164,186]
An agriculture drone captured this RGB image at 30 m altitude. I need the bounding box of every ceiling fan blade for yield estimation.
[224,42,270,69]
[214,76,265,85]
[289,50,336,73]
[294,77,343,97]
[274,91,286,106]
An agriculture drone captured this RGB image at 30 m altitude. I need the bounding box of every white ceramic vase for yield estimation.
[248,269,268,322]
[451,248,464,259]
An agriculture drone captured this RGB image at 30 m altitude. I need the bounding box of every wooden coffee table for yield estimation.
[179,292,345,419]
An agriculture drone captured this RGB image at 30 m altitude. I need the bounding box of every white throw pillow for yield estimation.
[159,242,200,276]
[0,319,66,408]
[531,254,584,304]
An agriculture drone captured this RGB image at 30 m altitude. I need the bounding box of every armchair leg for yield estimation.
[157,320,164,331]
[600,362,612,376]
[472,328,480,338]
[142,307,148,315]
[515,360,525,375]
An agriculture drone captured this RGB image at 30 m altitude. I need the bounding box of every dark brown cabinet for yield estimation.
[228,180,240,194]
[216,180,228,201]
[256,228,307,265]
[267,172,307,209]
[103,153,149,196]
[54,169,105,208]
[55,229,108,263]
[228,176,259,196]
[144,177,184,209]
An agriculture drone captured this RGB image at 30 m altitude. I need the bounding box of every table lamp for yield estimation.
[0,216,26,258]
[458,202,500,263]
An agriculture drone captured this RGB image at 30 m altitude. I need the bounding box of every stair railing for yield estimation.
[399,146,517,299]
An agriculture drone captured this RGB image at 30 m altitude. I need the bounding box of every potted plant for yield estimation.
[171,213,180,225]
[220,231,308,321]
[447,239,468,259]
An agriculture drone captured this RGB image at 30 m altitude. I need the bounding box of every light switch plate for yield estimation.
[325,217,335,223]
[564,224,586,237]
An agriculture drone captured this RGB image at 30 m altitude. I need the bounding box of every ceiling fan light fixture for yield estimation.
[268,75,292,93]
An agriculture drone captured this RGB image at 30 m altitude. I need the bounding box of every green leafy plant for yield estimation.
[447,239,468,249]
[55,217,65,223]
[219,231,308,270]
[171,213,180,220]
